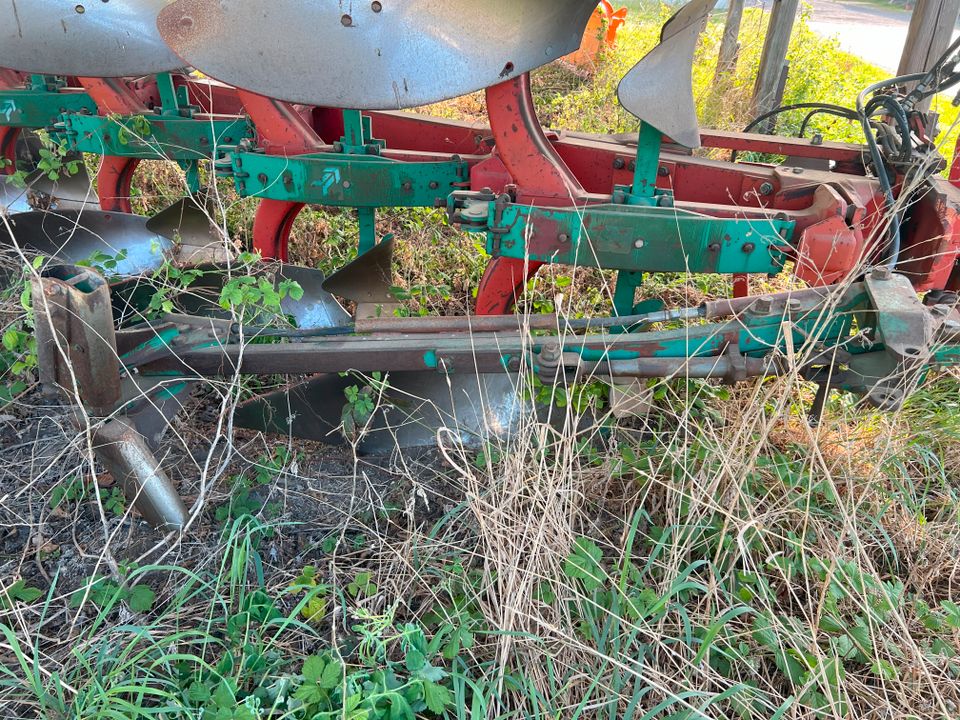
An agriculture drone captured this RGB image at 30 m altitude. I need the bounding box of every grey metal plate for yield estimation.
[1,210,172,276]
[0,171,97,214]
[278,266,351,330]
[322,236,396,305]
[362,371,521,454]
[234,370,522,455]
[0,0,182,77]
[108,262,350,330]
[617,0,717,148]
[1,133,96,213]
[158,0,598,108]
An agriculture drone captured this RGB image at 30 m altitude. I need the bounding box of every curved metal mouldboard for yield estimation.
[617,0,717,149]
[0,133,96,214]
[1,210,172,277]
[0,173,97,215]
[157,0,599,109]
[0,0,182,77]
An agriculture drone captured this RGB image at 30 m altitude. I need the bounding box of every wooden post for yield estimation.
[751,0,800,121]
[716,0,745,78]
[898,0,960,111]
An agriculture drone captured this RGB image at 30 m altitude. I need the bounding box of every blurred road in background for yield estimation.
[808,0,960,71]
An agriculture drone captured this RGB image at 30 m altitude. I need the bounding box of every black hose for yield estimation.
[855,72,929,268]
[742,102,859,135]
[798,107,862,138]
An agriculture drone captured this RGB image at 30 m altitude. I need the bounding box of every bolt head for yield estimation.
[871,266,892,281]
[752,296,774,314]
[759,182,774,196]
[633,239,645,249]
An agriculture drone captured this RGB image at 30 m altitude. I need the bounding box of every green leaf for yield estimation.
[186,681,211,704]
[871,659,898,679]
[1,580,43,609]
[211,678,237,709]
[293,682,327,706]
[2,329,20,352]
[421,681,452,714]
[127,584,155,612]
[389,693,415,720]
[405,647,425,674]
[564,537,605,592]
[319,657,341,689]
[303,654,327,683]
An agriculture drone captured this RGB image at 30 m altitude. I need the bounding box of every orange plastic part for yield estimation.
[564,1,628,67]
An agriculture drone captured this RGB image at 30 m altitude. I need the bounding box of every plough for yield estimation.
[2,0,960,529]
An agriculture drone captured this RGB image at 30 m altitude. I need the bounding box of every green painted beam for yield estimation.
[232,151,469,208]
[0,88,96,129]
[60,113,252,160]
[477,202,794,275]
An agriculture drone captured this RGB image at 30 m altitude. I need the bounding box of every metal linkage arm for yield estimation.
[36,270,952,414]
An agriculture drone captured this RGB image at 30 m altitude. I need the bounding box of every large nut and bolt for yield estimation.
[541,343,562,363]
[751,296,774,315]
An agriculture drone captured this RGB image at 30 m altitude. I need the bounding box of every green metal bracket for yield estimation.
[613,271,644,316]
[456,199,793,275]
[155,72,185,117]
[231,151,469,208]
[337,109,384,156]
[0,86,96,129]
[358,207,377,254]
[632,121,662,199]
[181,161,201,194]
[28,75,65,93]
[59,113,253,161]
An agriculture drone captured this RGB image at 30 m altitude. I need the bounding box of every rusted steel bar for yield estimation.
[702,285,838,320]
[32,265,121,416]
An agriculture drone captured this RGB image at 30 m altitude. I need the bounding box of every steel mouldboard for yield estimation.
[0,0,182,77]
[158,0,598,108]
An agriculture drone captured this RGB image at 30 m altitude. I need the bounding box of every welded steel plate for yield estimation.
[1,211,172,277]
[0,0,182,77]
[617,0,717,148]
[158,0,598,108]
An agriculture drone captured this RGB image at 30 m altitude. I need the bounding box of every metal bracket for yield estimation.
[59,113,253,161]
[843,268,941,409]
